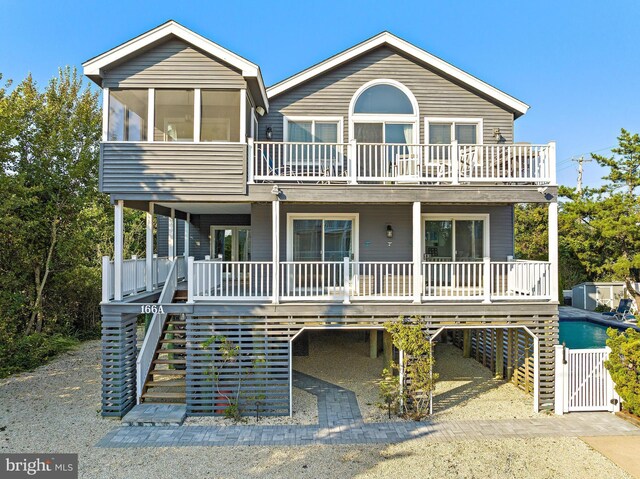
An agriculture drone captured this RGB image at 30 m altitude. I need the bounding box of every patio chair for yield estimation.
[602,298,635,321]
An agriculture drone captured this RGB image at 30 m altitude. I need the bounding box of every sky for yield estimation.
[1,0,639,188]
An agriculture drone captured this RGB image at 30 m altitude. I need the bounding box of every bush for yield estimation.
[605,327,640,416]
[379,316,438,420]
[0,333,79,378]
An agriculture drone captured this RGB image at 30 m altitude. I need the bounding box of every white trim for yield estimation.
[83,21,269,111]
[283,115,344,143]
[239,88,247,140]
[102,88,109,141]
[422,213,490,260]
[147,88,154,142]
[286,213,359,262]
[145,202,154,292]
[193,89,201,143]
[250,107,256,138]
[267,32,529,115]
[349,79,419,143]
[424,117,484,145]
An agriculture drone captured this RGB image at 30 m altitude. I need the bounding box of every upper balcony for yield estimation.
[251,140,555,186]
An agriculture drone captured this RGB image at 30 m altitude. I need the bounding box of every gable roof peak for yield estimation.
[267,31,529,116]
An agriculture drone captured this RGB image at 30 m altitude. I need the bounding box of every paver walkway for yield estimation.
[293,370,363,427]
[98,412,640,448]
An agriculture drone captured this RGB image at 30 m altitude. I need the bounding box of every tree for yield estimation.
[559,130,640,304]
[380,317,438,420]
[605,327,640,416]
[0,68,101,334]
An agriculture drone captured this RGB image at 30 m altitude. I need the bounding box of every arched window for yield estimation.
[353,84,414,114]
[349,80,418,144]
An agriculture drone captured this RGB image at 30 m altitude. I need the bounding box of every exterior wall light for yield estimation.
[266,126,273,140]
[494,128,502,141]
[386,225,394,238]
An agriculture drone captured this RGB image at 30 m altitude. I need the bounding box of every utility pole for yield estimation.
[572,156,592,194]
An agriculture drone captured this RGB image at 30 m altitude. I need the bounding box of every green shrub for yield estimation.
[605,327,640,416]
[0,333,79,378]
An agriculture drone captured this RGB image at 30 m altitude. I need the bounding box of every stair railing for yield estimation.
[136,259,179,403]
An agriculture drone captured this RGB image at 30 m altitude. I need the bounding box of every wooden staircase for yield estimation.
[140,289,188,404]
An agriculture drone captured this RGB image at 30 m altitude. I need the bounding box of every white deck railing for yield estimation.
[491,260,552,300]
[351,261,414,299]
[280,261,345,300]
[191,260,273,300]
[422,261,485,300]
[253,141,349,182]
[188,257,552,303]
[136,259,179,402]
[458,144,552,183]
[252,141,554,185]
[101,255,177,302]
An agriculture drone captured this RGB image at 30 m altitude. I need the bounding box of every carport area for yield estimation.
[432,327,537,419]
[291,328,393,423]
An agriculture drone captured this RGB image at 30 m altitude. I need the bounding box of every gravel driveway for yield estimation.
[0,340,631,479]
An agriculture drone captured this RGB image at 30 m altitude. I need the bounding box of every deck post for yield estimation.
[554,344,565,415]
[152,254,158,289]
[369,330,378,358]
[495,329,504,379]
[451,139,459,185]
[548,141,557,185]
[349,139,358,185]
[101,256,110,303]
[247,138,255,184]
[482,256,491,303]
[184,213,191,259]
[272,200,280,304]
[462,330,471,358]
[548,201,559,301]
[412,201,422,303]
[114,199,124,301]
[145,202,154,292]
[187,256,194,303]
[168,208,176,260]
[343,257,351,304]
[383,331,393,367]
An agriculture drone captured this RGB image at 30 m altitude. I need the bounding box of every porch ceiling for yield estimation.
[155,202,251,215]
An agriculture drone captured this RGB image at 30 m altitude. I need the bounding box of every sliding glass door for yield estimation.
[424,218,486,261]
[292,219,353,261]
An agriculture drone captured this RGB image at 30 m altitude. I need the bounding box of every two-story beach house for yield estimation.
[84,21,558,418]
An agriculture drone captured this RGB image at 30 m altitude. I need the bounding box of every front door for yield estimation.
[211,227,251,261]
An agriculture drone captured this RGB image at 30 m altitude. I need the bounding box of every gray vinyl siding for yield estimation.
[262,46,514,144]
[158,214,251,259]
[101,142,247,195]
[102,38,246,89]
[251,203,513,261]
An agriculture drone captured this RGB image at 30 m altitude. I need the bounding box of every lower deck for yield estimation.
[101,298,558,419]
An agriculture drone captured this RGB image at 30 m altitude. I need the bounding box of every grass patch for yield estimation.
[0,333,80,378]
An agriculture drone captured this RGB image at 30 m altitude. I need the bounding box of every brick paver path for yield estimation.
[98,412,640,448]
[293,370,363,427]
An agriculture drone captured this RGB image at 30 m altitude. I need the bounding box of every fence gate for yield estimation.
[554,345,621,414]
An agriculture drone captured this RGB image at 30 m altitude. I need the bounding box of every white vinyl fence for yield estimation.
[554,345,621,414]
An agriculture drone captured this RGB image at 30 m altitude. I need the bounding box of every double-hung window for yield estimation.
[426,119,482,145]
